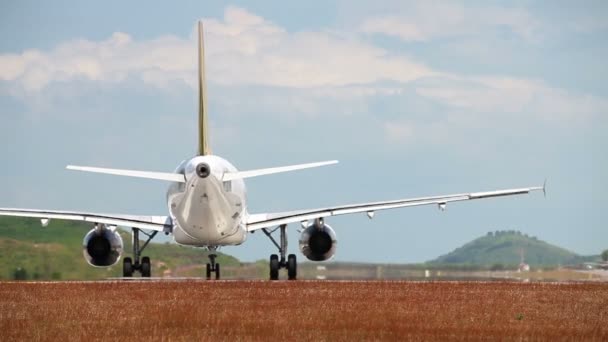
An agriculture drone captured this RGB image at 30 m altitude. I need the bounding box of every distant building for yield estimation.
[518,248,530,272]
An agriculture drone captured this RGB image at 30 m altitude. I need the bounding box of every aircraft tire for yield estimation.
[270,254,279,280]
[141,256,151,277]
[287,254,297,280]
[123,257,133,277]
[206,263,212,279]
[215,263,221,280]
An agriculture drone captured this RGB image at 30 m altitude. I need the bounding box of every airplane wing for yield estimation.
[246,185,545,231]
[0,208,172,232]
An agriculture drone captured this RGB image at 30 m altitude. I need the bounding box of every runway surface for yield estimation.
[1,280,607,340]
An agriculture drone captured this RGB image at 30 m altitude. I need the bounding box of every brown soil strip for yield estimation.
[0,281,606,341]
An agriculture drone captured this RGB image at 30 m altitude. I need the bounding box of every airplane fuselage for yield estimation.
[167,155,248,247]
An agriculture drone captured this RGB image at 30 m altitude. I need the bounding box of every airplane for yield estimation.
[583,262,608,270]
[0,22,545,280]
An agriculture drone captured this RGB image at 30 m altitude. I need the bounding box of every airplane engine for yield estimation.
[299,220,337,261]
[82,226,123,267]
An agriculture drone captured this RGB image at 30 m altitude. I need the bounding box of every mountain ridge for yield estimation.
[427,230,596,267]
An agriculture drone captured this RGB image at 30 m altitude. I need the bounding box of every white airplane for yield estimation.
[0,22,545,280]
[583,262,608,270]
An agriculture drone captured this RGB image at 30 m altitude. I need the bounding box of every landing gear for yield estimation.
[123,228,157,278]
[205,249,221,280]
[263,224,297,280]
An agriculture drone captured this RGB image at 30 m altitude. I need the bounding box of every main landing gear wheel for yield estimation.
[270,254,279,280]
[263,225,298,281]
[122,228,157,278]
[205,252,220,280]
[141,256,151,278]
[123,257,133,277]
[287,254,297,280]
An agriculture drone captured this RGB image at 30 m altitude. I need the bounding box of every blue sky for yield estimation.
[0,1,606,263]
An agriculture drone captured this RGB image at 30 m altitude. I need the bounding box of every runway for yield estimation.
[1,280,607,340]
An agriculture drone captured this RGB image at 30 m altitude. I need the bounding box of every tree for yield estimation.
[13,267,28,280]
[602,249,608,262]
[490,263,505,271]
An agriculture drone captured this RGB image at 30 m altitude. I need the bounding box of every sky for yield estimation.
[0,0,606,263]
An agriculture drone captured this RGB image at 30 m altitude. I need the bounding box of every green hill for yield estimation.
[428,230,594,268]
[0,216,240,280]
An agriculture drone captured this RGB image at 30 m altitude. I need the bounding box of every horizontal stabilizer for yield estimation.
[222,160,338,181]
[67,165,185,183]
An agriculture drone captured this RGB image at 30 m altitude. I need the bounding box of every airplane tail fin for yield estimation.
[197,21,211,156]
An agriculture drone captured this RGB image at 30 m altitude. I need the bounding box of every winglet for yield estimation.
[543,179,547,198]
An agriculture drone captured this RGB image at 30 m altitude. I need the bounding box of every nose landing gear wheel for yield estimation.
[205,252,220,280]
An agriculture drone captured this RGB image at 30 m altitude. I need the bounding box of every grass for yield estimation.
[0,216,242,280]
[1,281,607,340]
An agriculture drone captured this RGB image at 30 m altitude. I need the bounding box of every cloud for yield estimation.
[359,2,541,42]
[0,4,604,141]
[0,31,193,94]
[0,6,435,97]
[415,76,607,122]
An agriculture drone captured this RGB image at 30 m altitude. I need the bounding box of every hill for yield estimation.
[428,230,594,268]
[0,216,240,280]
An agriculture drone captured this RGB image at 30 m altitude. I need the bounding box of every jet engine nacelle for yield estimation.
[299,220,337,261]
[83,226,123,267]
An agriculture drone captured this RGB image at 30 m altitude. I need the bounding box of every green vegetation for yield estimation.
[602,249,608,262]
[427,230,594,268]
[0,216,239,280]
[1,216,600,279]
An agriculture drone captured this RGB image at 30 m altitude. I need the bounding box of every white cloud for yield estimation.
[0,5,604,137]
[0,6,435,96]
[0,31,193,93]
[360,2,540,42]
[415,75,607,122]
